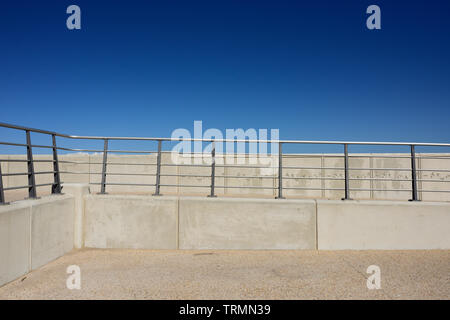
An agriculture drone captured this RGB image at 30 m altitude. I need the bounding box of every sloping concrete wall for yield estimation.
[0,195,75,287]
[317,200,450,250]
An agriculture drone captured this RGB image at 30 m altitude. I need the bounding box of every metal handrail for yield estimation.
[1,122,450,146]
[1,121,450,204]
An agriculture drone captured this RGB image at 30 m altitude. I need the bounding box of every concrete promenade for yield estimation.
[0,249,448,299]
[2,186,449,287]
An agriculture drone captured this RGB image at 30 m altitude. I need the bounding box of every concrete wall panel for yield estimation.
[84,195,178,249]
[0,203,31,287]
[317,200,450,249]
[1,195,76,286]
[179,197,316,249]
[31,196,75,269]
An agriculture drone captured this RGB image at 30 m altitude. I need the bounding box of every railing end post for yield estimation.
[99,139,108,194]
[0,161,7,205]
[409,144,419,202]
[342,143,352,200]
[276,142,284,199]
[208,141,216,198]
[25,130,37,199]
[51,134,62,194]
[153,140,162,196]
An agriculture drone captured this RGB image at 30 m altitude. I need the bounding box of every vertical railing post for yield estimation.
[26,130,37,199]
[153,140,162,196]
[208,141,216,197]
[342,143,351,200]
[51,134,62,194]
[0,161,7,205]
[276,142,284,199]
[409,145,419,201]
[99,139,108,194]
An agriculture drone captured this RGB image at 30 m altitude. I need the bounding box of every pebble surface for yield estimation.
[0,249,448,299]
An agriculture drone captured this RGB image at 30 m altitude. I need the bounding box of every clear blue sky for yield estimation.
[1,0,450,152]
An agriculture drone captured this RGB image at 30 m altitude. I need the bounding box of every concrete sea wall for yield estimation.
[1,183,449,287]
[82,193,450,251]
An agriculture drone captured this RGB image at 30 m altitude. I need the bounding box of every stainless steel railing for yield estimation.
[1,121,450,204]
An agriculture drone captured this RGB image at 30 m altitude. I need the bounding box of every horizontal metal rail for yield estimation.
[91,182,156,187]
[3,182,63,191]
[2,171,57,176]
[0,159,55,163]
[2,121,450,146]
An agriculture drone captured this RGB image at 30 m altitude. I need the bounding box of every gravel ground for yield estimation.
[0,249,449,300]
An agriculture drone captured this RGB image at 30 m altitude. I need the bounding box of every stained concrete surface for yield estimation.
[0,249,448,299]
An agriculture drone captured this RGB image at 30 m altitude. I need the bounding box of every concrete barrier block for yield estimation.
[317,200,450,249]
[31,195,75,269]
[179,197,316,249]
[0,202,31,287]
[63,183,90,248]
[84,195,178,249]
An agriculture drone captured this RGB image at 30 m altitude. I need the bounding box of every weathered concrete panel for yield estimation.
[284,155,322,199]
[0,203,31,287]
[179,197,316,249]
[317,200,450,249]
[371,155,412,201]
[84,195,178,249]
[419,154,450,202]
[31,196,75,269]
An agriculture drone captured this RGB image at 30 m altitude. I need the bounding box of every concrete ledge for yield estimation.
[179,197,316,249]
[84,195,178,249]
[0,202,30,287]
[31,195,75,269]
[317,200,450,250]
[0,194,75,286]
